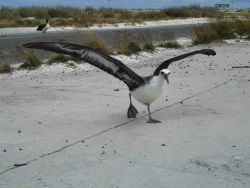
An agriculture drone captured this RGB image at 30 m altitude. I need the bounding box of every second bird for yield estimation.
[36,18,50,33]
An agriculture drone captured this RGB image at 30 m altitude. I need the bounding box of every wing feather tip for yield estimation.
[202,49,216,56]
[23,42,42,48]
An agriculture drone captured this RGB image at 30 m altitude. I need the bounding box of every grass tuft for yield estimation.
[47,53,83,67]
[192,26,220,45]
[0,62,12,74]
[158,41,182,48]
[19,49,42,70]
[193,19,250,45]
[48,54,69,64]
[86,34,111,55]
[117,41,141,56]
[143,43,155,52]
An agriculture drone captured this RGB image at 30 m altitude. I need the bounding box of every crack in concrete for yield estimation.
[0,74,246,176]
[30,85,125,98]
[56,88,125,98]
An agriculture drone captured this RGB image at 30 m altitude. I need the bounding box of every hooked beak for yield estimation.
[164,74,169,84]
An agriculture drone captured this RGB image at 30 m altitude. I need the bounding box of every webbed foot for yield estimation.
[127,104,138,118]
[146,118,161,123]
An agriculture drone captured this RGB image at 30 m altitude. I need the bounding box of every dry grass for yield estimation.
[19,48,42,70]
[193,19,250,45]
[193,26,220,45]
[114,30,155,55]
[158,41,182,48]
[163,5,221,18]
[85,33,111,55]
[117,41,141,55]
[0,6,221,28]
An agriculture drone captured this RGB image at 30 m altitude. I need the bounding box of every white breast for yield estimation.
[42,24,50,32]
[131,75,166,105]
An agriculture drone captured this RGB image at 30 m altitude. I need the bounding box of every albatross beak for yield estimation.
[164,74,169,84]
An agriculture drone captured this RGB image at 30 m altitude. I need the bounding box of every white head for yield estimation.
[160,69,171,84]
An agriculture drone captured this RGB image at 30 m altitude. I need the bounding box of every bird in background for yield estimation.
[36,18,50,33]
[23,42,216,123]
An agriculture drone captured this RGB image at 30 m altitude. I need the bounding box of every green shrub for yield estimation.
[193,19,250,44]
[158,41,182,48]
[193,26,220,45]
[118,41,141,55]
[233,19,250,36]
[143,43,155,52]
[19,50,42,70]
[135,10,165,20]
[47,53,82,65]
[210,20,236,39]
[162,5,221,18]
[0,62,12,74]
[102,12,114,18]
[48,54,69,64]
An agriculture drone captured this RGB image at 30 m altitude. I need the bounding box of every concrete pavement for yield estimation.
[0,43,250,187]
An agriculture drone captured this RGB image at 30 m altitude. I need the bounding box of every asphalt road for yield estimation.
[0,23,204,64]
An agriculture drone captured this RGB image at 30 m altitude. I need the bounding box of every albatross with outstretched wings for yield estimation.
[23,42,216,123]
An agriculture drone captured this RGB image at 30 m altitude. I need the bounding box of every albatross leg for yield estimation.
[146,104,161,123]
[127,93,138,118]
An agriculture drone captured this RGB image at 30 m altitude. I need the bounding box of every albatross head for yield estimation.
[160,69,171,84]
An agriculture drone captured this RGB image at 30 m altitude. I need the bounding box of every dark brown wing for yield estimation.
[36,24,46,31]
[154,49,216,75]
[23,42,145,90]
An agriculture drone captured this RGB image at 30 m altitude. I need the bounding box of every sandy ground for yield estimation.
[0,42,250,188]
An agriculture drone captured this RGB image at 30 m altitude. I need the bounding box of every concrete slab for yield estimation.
[0,43,250,187]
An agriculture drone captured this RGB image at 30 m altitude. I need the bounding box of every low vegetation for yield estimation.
[114,30,156,55]
[48,53,84,65]
[0,62,12,74]
[5,7,249,72]
[193,19,250,44]
[47,53,69,64]
[85,34,111,55]
[193,26,220,45]
[163,5,221,18]
[158,41,182,48]
[143,43,155,52]
[19,49,42,70]
[117,41,141,56]
[0,5,221,28]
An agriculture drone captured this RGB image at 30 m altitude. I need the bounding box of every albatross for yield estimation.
[36,18,50,33]
[23,42,216,123]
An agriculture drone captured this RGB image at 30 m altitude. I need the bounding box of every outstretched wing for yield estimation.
[23,42,145,90]
[153,49,216,75]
